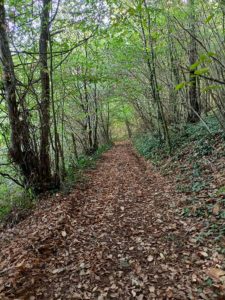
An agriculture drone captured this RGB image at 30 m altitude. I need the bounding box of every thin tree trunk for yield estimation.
[93,83,98,152]
[83,43,94,154]
[140,0,171,151]
[72,133,79,161]
[49,34,60,186]
[0,1,39,188]
[39,0,52,185]
[0,1,22,164]
[187,0,201,123]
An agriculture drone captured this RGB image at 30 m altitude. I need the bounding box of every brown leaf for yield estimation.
[166,287,173,298]
[212,204,220,215]
[51,267,65,274]
[73,293,82,299]
[206,268,225,282]
[61,231,67,237]
[147,255,154,262]
[192,273,197,282]
[199,251,208,258]
[149,286,155,293]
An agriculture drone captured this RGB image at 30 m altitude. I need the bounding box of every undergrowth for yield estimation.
[134,115,222,164]
[134,115,225,247]
[62,143,112,192]
[0,143,112,226]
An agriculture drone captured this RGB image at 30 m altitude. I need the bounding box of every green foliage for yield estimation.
[175,82,187,91]
[216,185,225,196]
[205,15,214,23]
[191,180,207,192]
[133,133,167,164]
[134,116,223,167]
[0,142,112,223]
[194,68,209,76]
[197,221,225,244]
[1,0,225,235]
[0,184,34,224]
[72,145,110,171]
[62,143,112,192]
[195,139,213,157]
[192,162,202,177]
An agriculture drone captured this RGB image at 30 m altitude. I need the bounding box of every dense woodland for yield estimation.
[0,0,225,199]
[1,0,225,299]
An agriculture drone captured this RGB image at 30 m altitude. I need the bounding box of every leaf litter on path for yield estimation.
[0,142,224,299]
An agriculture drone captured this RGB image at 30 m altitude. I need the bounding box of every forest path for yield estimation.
[0,143,218,299]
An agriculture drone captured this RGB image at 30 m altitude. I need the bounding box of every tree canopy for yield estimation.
[0,0,225,192]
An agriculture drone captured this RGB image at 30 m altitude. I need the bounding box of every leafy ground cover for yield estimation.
[134,116,225,298]
[0,144,112,228]
[0,142,224,299]
[134,115,222,164]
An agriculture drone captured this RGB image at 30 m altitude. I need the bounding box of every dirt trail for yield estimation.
[0,143,223,299]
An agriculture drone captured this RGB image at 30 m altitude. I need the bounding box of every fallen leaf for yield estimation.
[73,293,82,299]
[212,204,220,215]
[51,267,65,274]
[166,287,173,298]
[199,251,208,258]
[149,286,155,293]
[206,268,225,282]
[160,253,165,260]
[61,231,67,237]
[192,273,197,282]
[147,255,154,262]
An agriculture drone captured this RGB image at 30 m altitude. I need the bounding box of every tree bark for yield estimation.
[92,83,99,152]
[187,0,201,123]
[0,1,39,188]
[39,0,52,184]
[0,1,22,164]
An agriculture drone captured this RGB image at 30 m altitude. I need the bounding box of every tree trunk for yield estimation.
[92,83,99,152]
[0,1,39,189]
[72,133,79,161]
[140,0,171,151]
[0,1,22,164]
[39,0,52,187]
[187,0,201,123]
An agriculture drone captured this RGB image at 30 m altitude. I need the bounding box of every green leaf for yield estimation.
[190,61,201,71]
[175,82,186,91]
[205,15,214,24]
[202,85,221,92]
[207,51,217,57]
[128,7,136,16]
[194,68,209,76]
[199,54,211,63]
